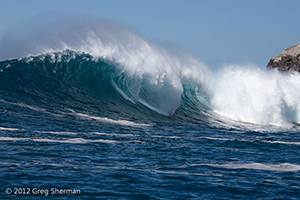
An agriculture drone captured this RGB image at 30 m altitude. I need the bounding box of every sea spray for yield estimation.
[211,65,300,126]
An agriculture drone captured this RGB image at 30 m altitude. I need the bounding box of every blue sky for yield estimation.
[1,0,300,69]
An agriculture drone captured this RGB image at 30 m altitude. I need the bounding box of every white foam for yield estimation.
[0,99,63,117]
[38,130,136,137]
[33,138,117,144]
[15,102,46,112]
[92,132,135,137]
[150,135,181,139]
[0,99,46,112]
[0,137,117,144]
[69,110,151,127]
[199,136,234,141]
[36,131,78,135]
[260,140,300,146]
[199,136,300,146]
[211,65,300,126]
[202,162,300,172]
[0,137,27,141]
[0,127,20,131]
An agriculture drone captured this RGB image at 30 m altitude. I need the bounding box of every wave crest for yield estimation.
[2,19,300,128]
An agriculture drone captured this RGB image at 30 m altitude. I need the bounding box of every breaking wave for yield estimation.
[1,19,300,128]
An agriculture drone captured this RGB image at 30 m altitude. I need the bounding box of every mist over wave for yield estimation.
[212,65,300,126]
[1,18,300,128]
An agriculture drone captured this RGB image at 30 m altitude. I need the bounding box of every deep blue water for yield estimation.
[0,50,300,200]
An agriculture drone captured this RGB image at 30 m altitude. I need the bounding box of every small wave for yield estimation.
[199,136,234,141]
[69,110,151,127]
[0,137,118,144]
[0,127,20,131]
[260,140,300,146]
[36,131,78,135]
[199,136,300,146]
[38,131,136,137]
[197,163,300,172]
[92,132,135,137]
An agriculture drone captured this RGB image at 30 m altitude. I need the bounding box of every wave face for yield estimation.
[1,20,300,128]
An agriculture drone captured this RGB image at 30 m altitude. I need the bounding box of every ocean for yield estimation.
[1,20,300,199]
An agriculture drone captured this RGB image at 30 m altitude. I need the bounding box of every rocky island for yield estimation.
[267,43,300,72]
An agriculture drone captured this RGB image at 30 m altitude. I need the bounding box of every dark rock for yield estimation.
[267,43,300,72]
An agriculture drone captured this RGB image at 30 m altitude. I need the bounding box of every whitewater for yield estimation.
[1,19,300,199]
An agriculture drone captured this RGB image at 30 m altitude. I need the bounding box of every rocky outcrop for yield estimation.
[267,43,300,72]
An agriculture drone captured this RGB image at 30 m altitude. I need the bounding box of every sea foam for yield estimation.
[212,65,300,126]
